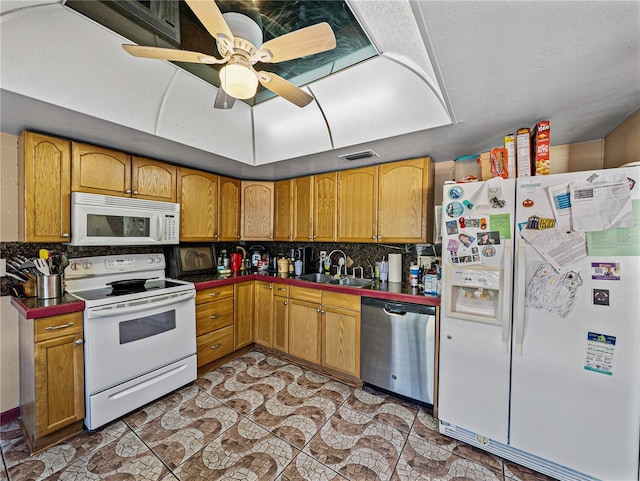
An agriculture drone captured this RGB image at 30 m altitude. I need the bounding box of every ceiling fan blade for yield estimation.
[253,22,336,63]
[214,87,236,109]
[122,44,226,64]
[257,71,313,107]
[185,0,234,45]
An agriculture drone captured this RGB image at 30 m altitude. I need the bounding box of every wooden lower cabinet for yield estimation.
[19,312,85,454]
[254,281,274,347]
[272,284,289,353]
[288,298,322,364]
[234,281,254,349]
[321,291,361,378]
[195,285,234,367]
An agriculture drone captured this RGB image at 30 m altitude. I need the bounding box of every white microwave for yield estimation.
[70,192,180,246]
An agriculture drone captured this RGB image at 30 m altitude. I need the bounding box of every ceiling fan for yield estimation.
[122,0,336,109]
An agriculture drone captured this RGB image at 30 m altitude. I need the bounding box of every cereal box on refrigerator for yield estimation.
[532,120,551,175]
[516,127,532,177]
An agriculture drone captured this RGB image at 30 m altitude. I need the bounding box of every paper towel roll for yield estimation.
[388,253,402,283]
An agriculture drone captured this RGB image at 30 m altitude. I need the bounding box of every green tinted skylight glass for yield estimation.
[67,0,378,105]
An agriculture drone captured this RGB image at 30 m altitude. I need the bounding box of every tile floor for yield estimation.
[0,350,556,481]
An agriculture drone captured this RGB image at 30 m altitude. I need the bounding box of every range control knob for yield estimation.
[147,258,154,264]
[70,263,80,271]
[82,261,93,270]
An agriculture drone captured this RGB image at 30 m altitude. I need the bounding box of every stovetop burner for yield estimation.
[73,279,188,302]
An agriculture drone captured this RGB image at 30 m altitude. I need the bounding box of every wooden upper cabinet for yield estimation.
[313,172,337,242]
[131,156,177,202]
[71,143,177,202]
[71,142,131,197]
[218,176,241,241]
[241,181,274,240]
[274,179,292,241]
[293,176,313,242]
[337,166,378,242]
[19,131,71,243]
[378,157,433,243]
[178,167,218,241]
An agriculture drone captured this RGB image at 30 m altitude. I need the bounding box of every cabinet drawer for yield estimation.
[273,283,289,297]
[196,284,233,304]
[196,298,233,336]
[35,313,83,342]
[322,291,360,311]
[289,286,321,304]
[197,326,234,367]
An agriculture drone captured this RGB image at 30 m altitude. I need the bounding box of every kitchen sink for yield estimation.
[296,273,373,288]
[327,277,373,288]
[296,273,335,283]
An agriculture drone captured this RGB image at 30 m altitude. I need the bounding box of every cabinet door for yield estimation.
[293,176,313,242]
[378,157,432,243]
[241,181,274,240]
[254,281,273,347]
[35,332,84,436]
[322,305,360,378]
[178,167,218,241]
[273,295,289,353]
[218,176,241,241]
[234,281,254,349]
[337,166,377,242]
[20,131,71,242]
[274,179,293,241]
[71,142,131,197]
[288,299,321,364]
[313,172,337,242]
[131,156,177,202]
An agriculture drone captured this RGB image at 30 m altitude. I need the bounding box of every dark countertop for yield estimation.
[10,293,85,319]
[180,271,441,307]
[10,270,439,318]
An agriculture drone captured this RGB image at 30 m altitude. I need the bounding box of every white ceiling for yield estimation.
[1,0,638,180]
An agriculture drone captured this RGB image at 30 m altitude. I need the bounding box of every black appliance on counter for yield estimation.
[294,246,316,275]
[165,244,217,277]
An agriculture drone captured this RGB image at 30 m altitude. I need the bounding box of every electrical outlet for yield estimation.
[320,250,327,259]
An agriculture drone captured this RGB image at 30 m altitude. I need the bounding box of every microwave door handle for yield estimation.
[88,291,195,318]
[154,215,162,241]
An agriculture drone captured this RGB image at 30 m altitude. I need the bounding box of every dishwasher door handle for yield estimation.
[383,308,407,316]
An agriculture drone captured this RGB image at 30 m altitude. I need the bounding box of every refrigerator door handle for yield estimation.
[514,239,527,355]
[501,239,513,352]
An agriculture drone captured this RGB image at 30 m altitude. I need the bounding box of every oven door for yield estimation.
[84,289,196,395]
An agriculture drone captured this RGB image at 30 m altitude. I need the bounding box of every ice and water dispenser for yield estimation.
[444,265,504,325]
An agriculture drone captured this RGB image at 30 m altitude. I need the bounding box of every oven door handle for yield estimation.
[87,290,195,318]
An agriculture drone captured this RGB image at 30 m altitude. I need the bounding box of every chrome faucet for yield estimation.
[352,266,364,278]
[327,249,347,276]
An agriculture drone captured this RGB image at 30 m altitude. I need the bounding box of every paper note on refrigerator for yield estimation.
[521,227,587,272]
[586,199,640,256]
[570,174,634,232]
[526,263,578,318]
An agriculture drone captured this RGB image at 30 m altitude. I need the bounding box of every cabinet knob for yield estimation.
[75,339,84,345]
[372,236,376,239]
[269,285,273,289]
[62,233,70,238]
[125,189,131,194]
[133,190,139,195]
[214,234,218,239]
[283,301,288,306]
[308,236,312,239]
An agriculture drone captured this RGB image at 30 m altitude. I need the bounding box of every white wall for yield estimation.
[0,132,20,413]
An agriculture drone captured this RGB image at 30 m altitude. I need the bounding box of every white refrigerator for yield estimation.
[438,167,640,481]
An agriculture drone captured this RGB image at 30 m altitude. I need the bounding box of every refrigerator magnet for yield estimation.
[591,262,620,280]
[593,289,610,306]
[446,202,464,218]
[448,185,464,199]
[488,186,506,208]
[446,221,459,235]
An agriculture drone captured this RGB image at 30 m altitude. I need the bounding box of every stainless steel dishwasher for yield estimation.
[360,298,436,405]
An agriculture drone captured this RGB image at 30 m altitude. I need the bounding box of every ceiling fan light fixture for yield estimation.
[220,63,258,99]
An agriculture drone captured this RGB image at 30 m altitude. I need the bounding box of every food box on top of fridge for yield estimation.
[516,128,532,177]
[532,120,551,175]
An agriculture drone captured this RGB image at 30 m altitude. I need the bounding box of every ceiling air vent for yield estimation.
[338,150,379,161]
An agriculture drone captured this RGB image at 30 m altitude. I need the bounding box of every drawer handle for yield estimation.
[75,339,84,345]
[209,292,222,297]
[209,315,220,320]
[277,287,286,291]
[209,344,221,350]
[45,322,74,330]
